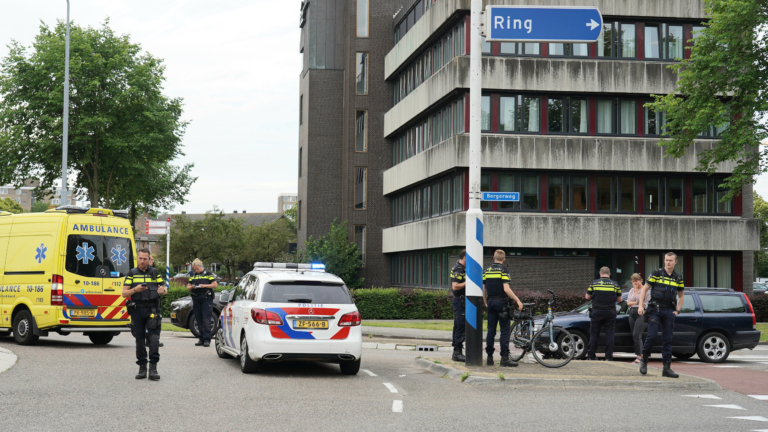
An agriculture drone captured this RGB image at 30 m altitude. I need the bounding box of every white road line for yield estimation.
[392,400,403,413]
[728,416,768,422]
[383,383,398,393]
[749,395,768,401]
[683,395,722,400]
[704,404,747,410]
[361,369,377,377]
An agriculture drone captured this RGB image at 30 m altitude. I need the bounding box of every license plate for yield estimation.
[294,320,328,329]
[170,313,177,319]
[70,309,97,318]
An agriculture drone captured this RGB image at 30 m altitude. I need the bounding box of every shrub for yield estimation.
[749,295,768,322]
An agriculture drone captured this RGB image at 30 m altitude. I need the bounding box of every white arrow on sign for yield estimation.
[586,19,599,30]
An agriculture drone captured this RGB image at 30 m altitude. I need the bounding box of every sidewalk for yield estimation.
[0,347,17,374]
[363,320,486,342]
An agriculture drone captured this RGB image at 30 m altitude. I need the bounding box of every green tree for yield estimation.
[30,200,50,213]
[239,218,295,274]
[754,191,768,277]
[0,198,23,214]
[647,0,768,199]
[304,219,364,288]
[283,205,298,239]
[0,19,192,208]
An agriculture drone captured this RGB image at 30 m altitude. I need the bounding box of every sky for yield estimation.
[0,0,301,214]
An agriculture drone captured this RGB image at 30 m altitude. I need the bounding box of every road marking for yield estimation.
[712,365,741,368]
[683,395,722,399]
[680,361,702,364]
[704,404,746,410]
[383,383,398,393]
[728,416,768,422]
[361,369,377,377]
[392,400,403,413]
[749,395,768,401]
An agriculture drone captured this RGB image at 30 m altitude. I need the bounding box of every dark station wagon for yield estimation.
[537,288,760,363]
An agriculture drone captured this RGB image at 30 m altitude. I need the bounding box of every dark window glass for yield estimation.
[480,173,491,211]
[700,295,744,313]
[261,282,353,304]
[414,0,423,21]
[481,96,491,131]
[598,23,614,57]
[407,9,415,31]
[355,167,367,209]
[522,97,540,132]
[645,177,662,213]
[355,110,367,152]
[668,178,684,212]
[548,176,564,210]
[442,179,451,214]
[597,177,613,211]
[356,53,368,95]
[499,173,515,210]
[354,226,366,266]
[716,180,731,214]
[548,98,564,133]
[103,236,134,278]
[692,178,709,213]
[522,174,539,210]
[65,235,103,278]
[571,98,588,133]
[431,184,440,217]
[572,176,588,211]
[499,96,516,132]
[422,186,430,219]
[619,177,636,211]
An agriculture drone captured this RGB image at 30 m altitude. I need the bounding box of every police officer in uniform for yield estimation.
[638,252,684,378]
[187,258,218,347]
[483,250,523,367]
[449,249,467,362]
[585,267,622,361]
[122,248,167,380]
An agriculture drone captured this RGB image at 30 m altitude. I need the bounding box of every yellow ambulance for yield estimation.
[0,206,136,345]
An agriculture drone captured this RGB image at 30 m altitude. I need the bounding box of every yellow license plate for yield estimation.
[70,309,97,318]
[170,313,176,319]
[294,320,328,329]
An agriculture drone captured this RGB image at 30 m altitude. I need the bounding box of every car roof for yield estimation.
[247,269,345,285]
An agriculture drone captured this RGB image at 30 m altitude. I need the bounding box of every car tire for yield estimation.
[697,332,731,363]
[672,352,695,360]
[215,329,232,359]
[189,314,219,339]
[88,334,114,345]
[560,329,587,360]
[340,358,361,375]
[12,310,39,345]
[240,336,260,373]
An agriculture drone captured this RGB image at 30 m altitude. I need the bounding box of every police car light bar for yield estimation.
[254,262,325,272]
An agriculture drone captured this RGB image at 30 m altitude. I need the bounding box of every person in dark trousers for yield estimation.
[187,258,218,347]
[585,267,622,361]
[627,273,650,364]
[638,252,685,378]
[483,250,523,367]
[123,249,167,380]
[146,256,164,348]
[449,249,467,362]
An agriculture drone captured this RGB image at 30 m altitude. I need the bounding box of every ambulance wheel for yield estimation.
[88,334,114,345]
[240,336,260,373]
[12,310,39,345]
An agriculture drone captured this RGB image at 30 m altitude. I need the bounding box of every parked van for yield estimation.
[0,207,135,345]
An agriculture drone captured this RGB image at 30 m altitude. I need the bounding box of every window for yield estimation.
[547,96,588,134]
[597,99,613,134]
[442,179,451,214]
[644,24,661,59]
[298,148,303,177]
[482,36,491,54]
[620,100,636,134]
[52,198,61,205]
[354,167,366,210]
[354,225,366,266]
[598,22,635,58]
[481,95,491,131]
[679,294,696,314]
[297,201,301,229]
[597,98,637,135]
[620,23,636,57]
[431,183,440,217]
[453,175,463,211]
[548,43,588,57]
[693,254,733,288]
[644,177,662,213]
[522,96,540,132]
[65,235,104,278]
[356,0,369,37]
[667,178,684,213]
[644,104,667,136]
[598,23,615,57]
[261,282,352,304]
[664,24,684,60]
[299,95,303,125]
[356,53,368,94]
[0,188,6,194]
[497,173,539,211]
[480,173,491,211]
[102,236,134,277]
[596,176,636,212]
[548,175,588,211]
[499,96,516,132]
[355,110,367,152]
[700,294,743,313]
[15,189,21,195]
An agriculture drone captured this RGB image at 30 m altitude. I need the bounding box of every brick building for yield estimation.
[277,193,298,212]
[0,179,76,211]
[297,0,760,293]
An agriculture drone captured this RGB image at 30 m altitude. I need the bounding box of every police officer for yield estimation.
[187,258,218,347]
[638,252,684,378]
[585,267,622,361]
[122,248,167,380]
[147,256,164,348]
[449,249,467,362]
[483,249,523,367]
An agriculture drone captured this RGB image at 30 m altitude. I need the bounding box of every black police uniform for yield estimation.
[189,269,216,345]
[586,277,621,360]
[125,266,164,375]
[449,261,466,355]
[641,268,684,377]
[483,263,513,364]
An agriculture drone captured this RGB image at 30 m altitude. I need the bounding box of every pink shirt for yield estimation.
[627,287,650,306]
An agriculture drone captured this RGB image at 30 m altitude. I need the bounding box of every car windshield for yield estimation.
[574,302,591,314]
[260,281,353,304]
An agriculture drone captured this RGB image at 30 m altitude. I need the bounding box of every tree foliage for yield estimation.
[0,198,23,214]
[648,0,768,199]
[30,200,50,213]
[304,219,364,288]
[0,19,193,209]
[754,191,768,277]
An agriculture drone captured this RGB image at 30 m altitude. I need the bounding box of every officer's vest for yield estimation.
[648,268,683,305]
[128,267,161,303]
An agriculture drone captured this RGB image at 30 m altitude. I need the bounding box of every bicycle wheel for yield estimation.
[507,320,529,362]
[531,326,575,368]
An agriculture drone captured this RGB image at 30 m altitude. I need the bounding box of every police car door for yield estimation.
[62,216,105,320]
[231,275,255,340]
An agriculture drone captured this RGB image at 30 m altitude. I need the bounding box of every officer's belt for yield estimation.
[488,296,507,300]
[134,300,159,307]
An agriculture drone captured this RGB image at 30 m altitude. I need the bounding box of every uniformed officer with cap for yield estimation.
[483,249,523,367]
[449,249,467,362]
[187,258,218,347]
[585,266,622,361]
[122,248,167,380]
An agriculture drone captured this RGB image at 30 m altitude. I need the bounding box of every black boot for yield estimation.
[135,364,147,380]
[486,354,494,366]
[639,355,649,375]
[451,349,465,362]
[148,363,160,381]
[500,354,518,368]
[662,361,679,378]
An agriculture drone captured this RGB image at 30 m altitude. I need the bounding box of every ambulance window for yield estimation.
[103,237,134,278]
[65,235,103,277]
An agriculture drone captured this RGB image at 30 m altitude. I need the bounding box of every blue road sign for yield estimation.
[482,192,520,202]
[485,6,603,43]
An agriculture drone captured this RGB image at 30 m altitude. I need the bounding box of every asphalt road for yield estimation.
[1,332,767,432]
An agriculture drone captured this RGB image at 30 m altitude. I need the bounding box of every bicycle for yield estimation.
[507,290,576,368]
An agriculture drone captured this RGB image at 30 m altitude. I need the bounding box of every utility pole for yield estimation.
[61,0,71,206]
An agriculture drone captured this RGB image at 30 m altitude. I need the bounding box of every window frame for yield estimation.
[354,167,367,210]
[354,225,367,267]
[355,110,368,152]
[355,52,368,95]
[356,0,369,38]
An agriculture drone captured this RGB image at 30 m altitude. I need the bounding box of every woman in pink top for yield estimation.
[627,273,651,364]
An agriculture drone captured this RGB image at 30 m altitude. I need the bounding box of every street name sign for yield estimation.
[482,192,520,202]
[145,220,168,228]
[145,227,168,235]
[484,6,603,43]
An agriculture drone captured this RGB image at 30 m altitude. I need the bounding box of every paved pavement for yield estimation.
[2,331,768,431]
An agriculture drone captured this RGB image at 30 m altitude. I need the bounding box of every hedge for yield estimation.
[159,282,230,317]
[349,288,588,320]
[749,295,768,323]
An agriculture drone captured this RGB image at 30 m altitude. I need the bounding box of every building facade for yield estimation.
[0,179,76,211]
[298,0,760,293]
[277,193,298,212]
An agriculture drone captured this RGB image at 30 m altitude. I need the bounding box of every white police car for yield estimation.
[214,263,362,375]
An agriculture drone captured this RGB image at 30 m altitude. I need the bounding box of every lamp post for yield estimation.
[61,0,71,206]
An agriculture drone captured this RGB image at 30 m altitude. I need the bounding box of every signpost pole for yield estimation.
[464,0,484,367]
[166,218,171,288]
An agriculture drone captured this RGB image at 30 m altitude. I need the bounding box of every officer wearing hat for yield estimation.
[122,248,167,380]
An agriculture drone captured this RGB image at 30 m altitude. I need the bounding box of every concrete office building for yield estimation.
[298,0,760,293]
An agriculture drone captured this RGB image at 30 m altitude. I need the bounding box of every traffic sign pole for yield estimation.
[465,0,484,367]
[166,217,171,288]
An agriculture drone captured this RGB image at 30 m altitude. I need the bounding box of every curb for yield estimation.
[0,347,18,374]
[414,358,721,391]
[362,331,452,343]
[363,342,452,352]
